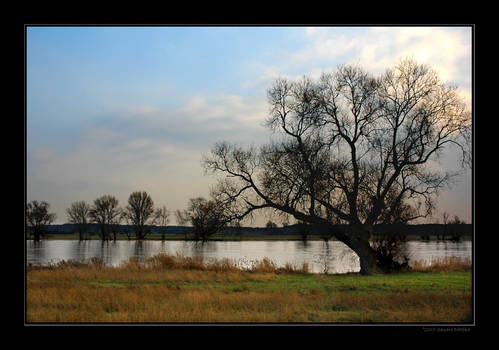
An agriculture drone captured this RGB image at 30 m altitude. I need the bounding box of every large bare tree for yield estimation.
[203,59,471,274]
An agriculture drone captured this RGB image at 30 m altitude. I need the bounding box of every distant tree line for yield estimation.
[26,191,229,242]
[26,192,167,241]
[27,193,469,244]
[417,212,468,242]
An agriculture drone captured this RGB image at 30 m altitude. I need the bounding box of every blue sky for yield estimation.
[26,26,473,225]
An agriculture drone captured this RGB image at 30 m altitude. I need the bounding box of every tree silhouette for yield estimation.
[122,191,155,240]
[66,200,91,240]
[178,197,228,242]
[154,205,170,240]
[89,195,121,241]
[203,59,471,274]
[265,220,277,228]
[26,201,56,241]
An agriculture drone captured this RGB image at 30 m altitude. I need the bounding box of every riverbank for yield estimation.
[26,254,472,323]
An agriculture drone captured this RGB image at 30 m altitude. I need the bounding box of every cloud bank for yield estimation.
[27,94,270,223]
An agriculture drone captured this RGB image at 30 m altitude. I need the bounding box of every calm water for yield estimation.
[26,239,472,274]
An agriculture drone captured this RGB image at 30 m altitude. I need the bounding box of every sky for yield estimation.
[26,26,473,226]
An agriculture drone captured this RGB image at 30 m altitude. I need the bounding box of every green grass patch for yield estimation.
[78,270,471,296]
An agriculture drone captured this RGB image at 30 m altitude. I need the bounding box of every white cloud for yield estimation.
[117,94,268,130]
[240,64,281,90]
[247,27,471,107]
[179,94,267,124]
[304,27,322,37]
[297,27,471,90]
[293,32,356,64]
[373,27,470,81]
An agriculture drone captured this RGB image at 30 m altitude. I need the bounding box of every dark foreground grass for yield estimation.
[26,254,472,323]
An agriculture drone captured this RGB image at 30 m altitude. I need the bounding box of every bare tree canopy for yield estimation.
[26,200,57,241]
[66,200,91,240]
[203,59,471,274]
[154,205,170,226]
[122,191,155,240]
[89,195,121,241]
[154,205,170,240]
[178,197,229,241]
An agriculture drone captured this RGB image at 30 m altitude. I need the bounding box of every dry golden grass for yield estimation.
[26,254,472,323]
[410,256,472,273]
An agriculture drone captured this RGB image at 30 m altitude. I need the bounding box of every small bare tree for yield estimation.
[175,209,190,239]
[26,201,57,241]
[109,207,123,241]
[66,200,91,240]
[122,191,155,240]
[265,220,278,228]
[441,212,450,241]
[121,217,134,240]
[178,197,229,242]
[154,205,170,240]
[448,214,465,242]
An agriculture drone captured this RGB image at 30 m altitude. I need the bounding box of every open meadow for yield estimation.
[26,254,472,323]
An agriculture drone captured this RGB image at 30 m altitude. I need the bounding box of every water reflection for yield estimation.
[29,240,45,265]
[26,240,472,274]
[295,240,311,251]
[134,241,144,260]
[314,242,331,274]
[407,241,472,263]
[311,241,362,274]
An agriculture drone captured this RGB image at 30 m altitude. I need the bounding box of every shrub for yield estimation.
[371,233,410,272]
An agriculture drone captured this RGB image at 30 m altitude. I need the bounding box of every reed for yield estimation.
[410,256,472,272]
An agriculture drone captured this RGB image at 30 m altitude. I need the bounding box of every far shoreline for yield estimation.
[26,233,472,242]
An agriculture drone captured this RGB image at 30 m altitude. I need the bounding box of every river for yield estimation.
[26,239,472,274]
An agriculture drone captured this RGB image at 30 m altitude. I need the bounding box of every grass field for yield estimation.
[26,254,472,323]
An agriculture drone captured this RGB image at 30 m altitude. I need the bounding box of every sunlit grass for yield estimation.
[26,254,472,323]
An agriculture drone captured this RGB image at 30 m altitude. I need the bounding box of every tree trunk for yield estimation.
[350,237,379,275]
[136,226,143,240]
[335,225,379,275]
[321,223,380,275]
[101,226,108,241]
